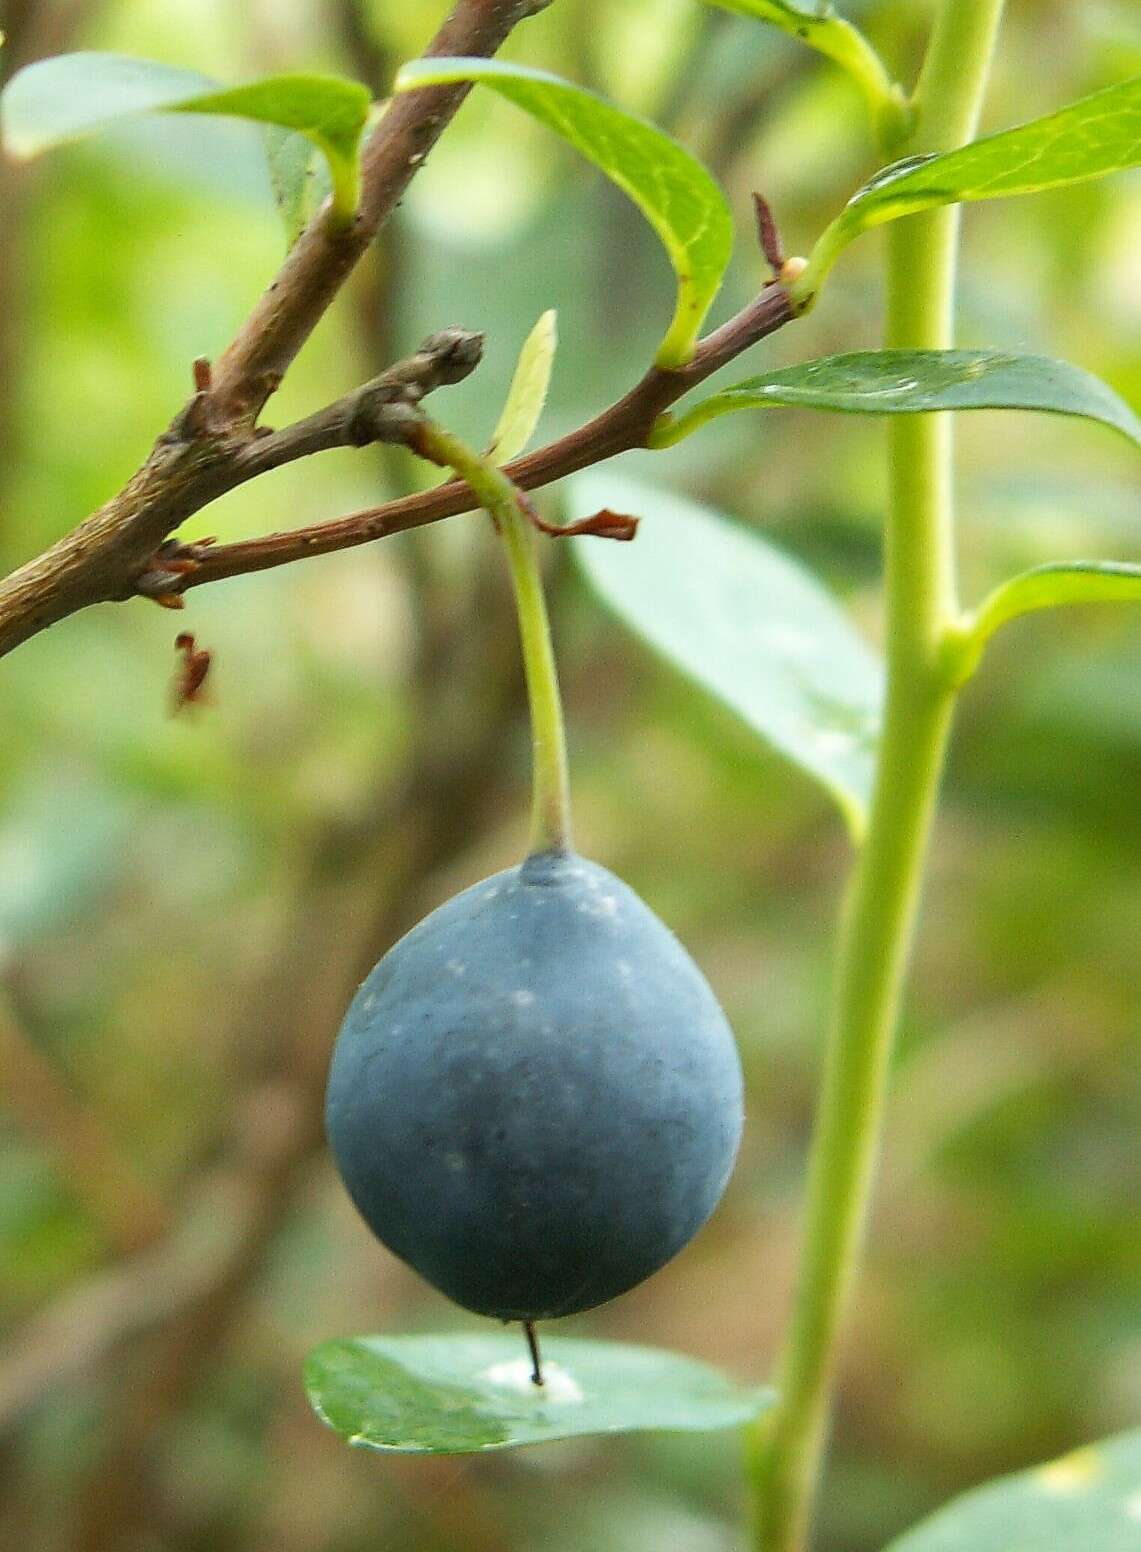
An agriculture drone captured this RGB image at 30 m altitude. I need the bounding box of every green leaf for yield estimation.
[568,472,882,838]
[955,560,1141,683]
[794,76,1141,302]
[649,350,1141,449]
[1,53,215,152]
[886,1430,1141,1551]
[698,0,906,135]
[491,309,558,464]
[394,58,733,368]
[305,1333,772,1454]
[1,53,371,223]
[263,126,332,244]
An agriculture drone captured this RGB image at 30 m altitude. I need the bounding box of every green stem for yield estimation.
[748,4,1005,1550]
[414,422,572,855]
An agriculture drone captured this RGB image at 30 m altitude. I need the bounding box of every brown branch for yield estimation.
[182,282,797,589]
[0,280,793,651]
[207,0,551,428]
[0,326,484,642]
[0,0,549,658]
[0,0,797,661]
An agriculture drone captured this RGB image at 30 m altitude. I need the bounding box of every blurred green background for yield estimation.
[0,1,1138,1549]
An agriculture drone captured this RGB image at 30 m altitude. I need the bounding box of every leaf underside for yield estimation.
[568,472,883,839]
[1,53,370,224]
[886,1429,1141,1551]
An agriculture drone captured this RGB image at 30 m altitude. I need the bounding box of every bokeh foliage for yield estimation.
[0,1,1138,1550]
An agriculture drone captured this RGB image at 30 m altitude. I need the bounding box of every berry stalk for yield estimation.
[412,421,573,855]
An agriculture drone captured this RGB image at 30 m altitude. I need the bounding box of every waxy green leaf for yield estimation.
[305,1333,772,1454]
[394,58,733,367]
[491,309,558,464]
[699,0,904,133]
[569,473,882,838]
[649,350,1141,449]
[956,561,1141,683]
[886,1430,1141,1551]
[794,76,1141,301]
[1,53,371,223]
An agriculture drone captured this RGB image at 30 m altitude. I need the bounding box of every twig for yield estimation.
[0,276,792,654]
[0,0,550,659]
[0,327,485,647]
[206,0,550,428]
[234,325,483,473]
[179,284,797,590]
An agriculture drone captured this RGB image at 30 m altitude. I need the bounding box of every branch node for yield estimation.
[417,327,485,387]
[163,392,217,444]
[345,395,425,448]
[135,538,216,605]
[344,329,483,446]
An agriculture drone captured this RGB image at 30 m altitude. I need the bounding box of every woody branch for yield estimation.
[0,0,796,662]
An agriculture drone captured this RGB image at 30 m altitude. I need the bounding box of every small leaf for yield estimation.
[795,76,1141,301]
[698,0,904,134]
[263,126,333,243]
[650,350,1141,449]
[569,472,883,838]
[180,74,370,222]
[956,560,1141,683]
[394,58,733,367]
[305,1333,772,1454]
[491,309,558,464]
[1,53,371,223]
[886,1430,1141,1551]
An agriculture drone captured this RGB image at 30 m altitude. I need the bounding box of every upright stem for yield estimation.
[412,422,573,855]
[748,5,1006,1550]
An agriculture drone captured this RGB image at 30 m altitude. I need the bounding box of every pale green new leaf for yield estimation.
[794,76,1141,302]
[956,561,1141,683]
[305,1333,773,1454]
[395,58,733,367]
[263,127,331,242]
[491,309,558,464]
[699,0,904,132]
[1,53,370,222]
[886,1430,1141,1551]
[569,472,883,838]
[649,350,1141,449]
